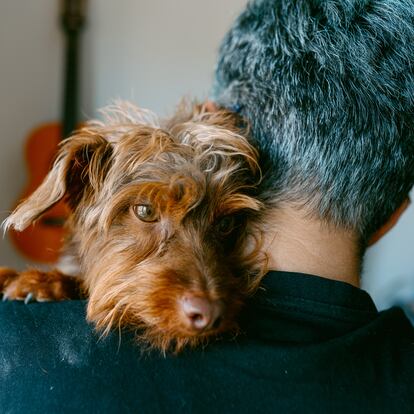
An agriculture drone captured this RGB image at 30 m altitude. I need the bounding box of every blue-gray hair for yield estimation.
[213,0,414,243]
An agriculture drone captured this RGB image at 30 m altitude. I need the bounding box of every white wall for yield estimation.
[0,0,62,269]
[1,0,413,309]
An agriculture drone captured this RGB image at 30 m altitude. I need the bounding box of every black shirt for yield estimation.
[1,271,413,413]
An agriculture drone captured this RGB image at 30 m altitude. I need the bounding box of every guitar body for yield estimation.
[9,0,86,263]
[10,123,70,263]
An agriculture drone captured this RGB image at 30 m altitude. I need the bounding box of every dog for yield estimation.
[1,101,266,353]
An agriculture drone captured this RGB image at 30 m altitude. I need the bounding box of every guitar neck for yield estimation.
[62,31,79,139]
[61,0,86,139]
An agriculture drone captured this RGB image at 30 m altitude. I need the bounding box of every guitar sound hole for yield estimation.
[40,216,66,227]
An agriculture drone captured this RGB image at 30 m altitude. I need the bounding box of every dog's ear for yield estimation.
[4,101,161,233]
[4,131,113,232]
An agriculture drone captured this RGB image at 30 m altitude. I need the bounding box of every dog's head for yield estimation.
[5,101,265,352]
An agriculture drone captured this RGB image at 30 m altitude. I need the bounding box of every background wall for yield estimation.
[1,0,413,309]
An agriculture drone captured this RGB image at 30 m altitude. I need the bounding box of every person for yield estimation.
[1,0,413,412]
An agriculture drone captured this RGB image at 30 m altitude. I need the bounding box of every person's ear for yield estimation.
[368,197,411,246]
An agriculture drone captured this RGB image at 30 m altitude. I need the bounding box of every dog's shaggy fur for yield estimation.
[1,102,266,353]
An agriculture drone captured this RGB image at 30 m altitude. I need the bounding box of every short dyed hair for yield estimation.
[213,0,414,243]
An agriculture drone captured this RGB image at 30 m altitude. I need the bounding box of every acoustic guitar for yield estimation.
[10,0,87,263]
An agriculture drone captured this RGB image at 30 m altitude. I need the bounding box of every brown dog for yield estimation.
[1,101,266,353]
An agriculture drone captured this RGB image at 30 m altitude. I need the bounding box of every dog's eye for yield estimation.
[133,204,159,222]
[216,216,236,236]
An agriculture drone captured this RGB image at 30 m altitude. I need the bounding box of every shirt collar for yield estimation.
[240,271,378,343]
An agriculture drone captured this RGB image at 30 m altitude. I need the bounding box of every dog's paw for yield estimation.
[0,267,82,303]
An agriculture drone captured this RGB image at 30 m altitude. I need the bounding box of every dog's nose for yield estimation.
[180,295,223,331]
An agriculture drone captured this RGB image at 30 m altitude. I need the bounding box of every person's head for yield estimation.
[213,0,414,252]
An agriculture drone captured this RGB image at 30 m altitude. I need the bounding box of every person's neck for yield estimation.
[263,207,361,288]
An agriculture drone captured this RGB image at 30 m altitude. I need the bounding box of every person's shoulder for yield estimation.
[376,306,414,337]
[369,306,414,370]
